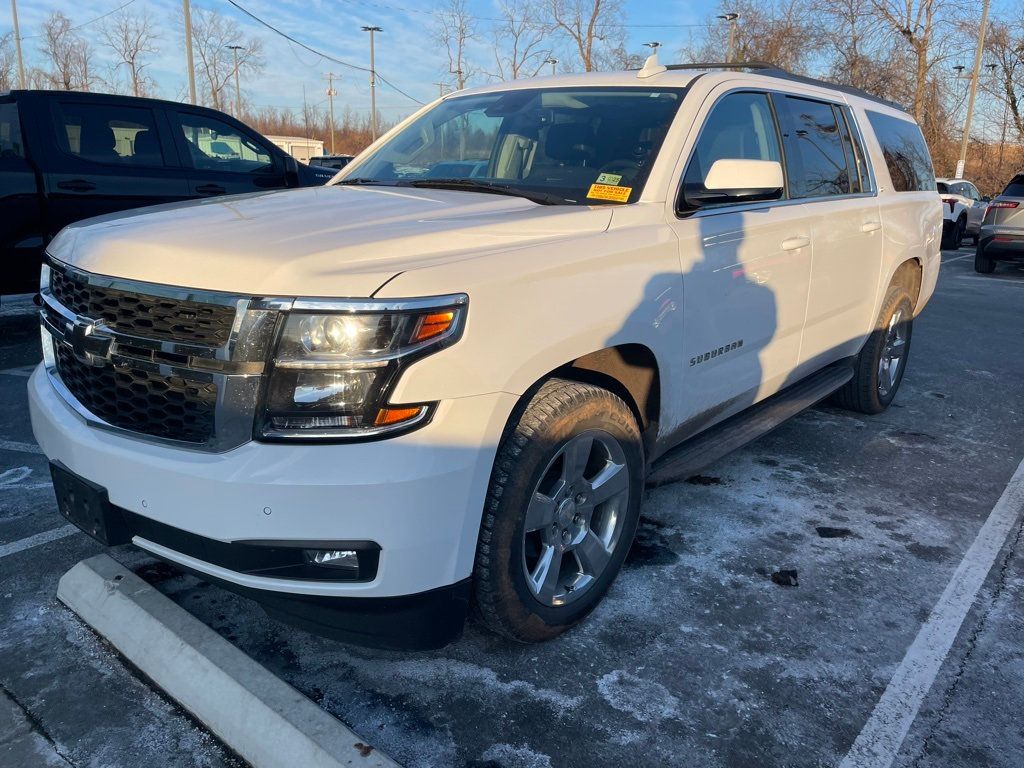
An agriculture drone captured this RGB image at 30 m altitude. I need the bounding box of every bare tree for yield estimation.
[491,0,552,80]
[984,19,1024,141]
[0,32,15,91]
[186,7,264,112]
[548,0,623,72]
[435,0,476,89]
[685,1,818,73]
[39,12,97,91]
[101,8,160,97]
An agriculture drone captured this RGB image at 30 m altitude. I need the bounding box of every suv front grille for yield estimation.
[55,345,217,444]
[50,267,236,347]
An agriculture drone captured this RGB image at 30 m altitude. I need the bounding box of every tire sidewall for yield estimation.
[866,290,914,409]
[485,392,644,638]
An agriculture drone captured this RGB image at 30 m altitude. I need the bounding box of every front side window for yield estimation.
[341,87,685,205]
[782,97,850,198]
[52,102,164,166]
[681,91,782,206]
[174,113,273,173]
[0,102,24,159]
[864,110,935,192]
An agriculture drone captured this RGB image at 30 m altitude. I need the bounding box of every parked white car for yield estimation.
[936,177,987,249]
[29,58,941,648]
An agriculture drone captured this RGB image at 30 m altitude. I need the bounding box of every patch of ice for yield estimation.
[596,670,680,722]
[480,743,553,768]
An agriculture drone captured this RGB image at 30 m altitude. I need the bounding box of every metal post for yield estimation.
[546,58,558,75]
[10,0,25,89]
[228,45,244,117]
[956,0,990,179]
[433,82,446,99]
[182,0,197,104]
[325,72,338,155]
[718,13,739,63]
[362,26,382,141]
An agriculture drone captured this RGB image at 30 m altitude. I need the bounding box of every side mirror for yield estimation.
[284,156,301,187]
[683,159,784,208]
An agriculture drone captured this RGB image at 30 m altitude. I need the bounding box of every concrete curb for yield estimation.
[57,554,399,768]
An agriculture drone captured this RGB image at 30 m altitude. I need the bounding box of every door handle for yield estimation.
[196,184,226,196]
[861,220,882,233]
[781,236,810,251]
[57,179,97,192]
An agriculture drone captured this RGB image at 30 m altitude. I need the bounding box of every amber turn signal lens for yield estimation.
[413,311,455,343]
[374,406,425,426]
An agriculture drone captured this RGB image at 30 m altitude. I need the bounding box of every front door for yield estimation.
[1,99,46,294]
[666,90,813,436]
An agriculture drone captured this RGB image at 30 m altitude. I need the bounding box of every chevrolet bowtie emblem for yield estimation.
[68,319,113,366]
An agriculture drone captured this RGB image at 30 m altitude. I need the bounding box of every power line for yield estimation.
[222,0,425,105]
[19,0,139,39]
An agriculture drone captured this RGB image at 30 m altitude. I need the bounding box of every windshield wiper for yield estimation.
[399,179,565,205]
[334,177,392,186]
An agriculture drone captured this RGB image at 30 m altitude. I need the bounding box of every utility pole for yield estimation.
[545,58,558,76]
[433,82,447,99]
[453,68,465,90]
[182,0,197,104]
[718,12,739,63]
[956,0,990,180]
[227,45,244,118]
[325,72,338,154]
[10,0,25,89]
[362,26,382,141]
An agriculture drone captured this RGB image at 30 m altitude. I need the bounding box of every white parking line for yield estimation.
[941,253,973,263]
[0,524,79,560]
[0,365,36,377]
[840,456,1024,768]
[0,440,43,455]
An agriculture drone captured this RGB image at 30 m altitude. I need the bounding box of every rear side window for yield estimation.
[0,102,24,158]
[173,112,273,174]
[1003,175,1024,197]
[864,111,935,192]
[52,102,166,167]
[682,91,782,202]
[780,96,850,198]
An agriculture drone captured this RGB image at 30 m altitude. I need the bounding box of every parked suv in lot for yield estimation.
[0,90,336,295]
[975,172,1024,274]
[29,60,940,649]
[936,177,986,249]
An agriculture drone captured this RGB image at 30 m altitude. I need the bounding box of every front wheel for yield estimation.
[473,379,644,642]
[833,284,914,414]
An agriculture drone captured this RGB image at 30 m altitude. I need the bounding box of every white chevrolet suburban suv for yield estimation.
[29,59,941,649]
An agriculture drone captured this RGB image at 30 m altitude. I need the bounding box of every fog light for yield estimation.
[306,549,359,571]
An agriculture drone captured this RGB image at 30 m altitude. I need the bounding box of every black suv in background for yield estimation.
[308,154,355,170]
[0,90,336,295]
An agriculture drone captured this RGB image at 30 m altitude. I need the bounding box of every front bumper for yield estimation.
[29,365,517,604]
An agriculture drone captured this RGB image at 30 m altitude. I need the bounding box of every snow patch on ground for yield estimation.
[597,670,680,722]
[480,743,553,768]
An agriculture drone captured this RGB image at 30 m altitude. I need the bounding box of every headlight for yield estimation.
[257,294,467,440]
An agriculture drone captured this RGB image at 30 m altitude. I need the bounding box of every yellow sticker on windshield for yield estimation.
[587,183,632,202]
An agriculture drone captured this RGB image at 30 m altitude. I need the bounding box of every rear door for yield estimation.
[776,94,883,372]
[167,109,289,197]
[1,97,46,294]
[43,98,190,233]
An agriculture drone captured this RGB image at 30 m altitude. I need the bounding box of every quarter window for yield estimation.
[0,102,24,158]
[682,91,782,206]
[864,110,935,192]
[174,113,273,173]
[781,97,850,198]
[52,102,165,166]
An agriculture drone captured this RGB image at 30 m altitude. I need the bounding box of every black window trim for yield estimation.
[48,99,172,171]
[169,107,282,175]
[675,86,878,221]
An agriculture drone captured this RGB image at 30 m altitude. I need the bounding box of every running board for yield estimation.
[647,363,854,487]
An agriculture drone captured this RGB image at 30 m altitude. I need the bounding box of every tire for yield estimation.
[940,222,956,250]
[954,217,966,249]
[975,244,996,274]
[832,284,914,414]
[473,378,644,642]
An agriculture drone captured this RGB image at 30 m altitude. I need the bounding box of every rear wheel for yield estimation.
[473,379,643,642]
[833,284,914,414]
[975,244,996,274]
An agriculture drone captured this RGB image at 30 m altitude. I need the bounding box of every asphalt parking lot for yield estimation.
[2,249,1023,768]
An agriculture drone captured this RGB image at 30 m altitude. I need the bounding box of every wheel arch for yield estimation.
[889,257,923,313]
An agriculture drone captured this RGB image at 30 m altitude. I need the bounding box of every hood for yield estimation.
[49,185,613,297]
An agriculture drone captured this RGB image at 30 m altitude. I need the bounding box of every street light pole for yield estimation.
[545,58,558,76]
[362,26,382,141]
[227,45,244,118]
[325,72,338,154]
[182,0,197,104]
[956,0,990,179]
[718,12,739,63]
[10,0,25,89]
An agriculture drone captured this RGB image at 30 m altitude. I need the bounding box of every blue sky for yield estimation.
[3,0,1016,125]
[4,0,721,119]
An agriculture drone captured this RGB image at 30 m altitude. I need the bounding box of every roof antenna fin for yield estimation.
[637,45,666,79]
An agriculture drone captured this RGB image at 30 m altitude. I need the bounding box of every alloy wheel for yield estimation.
[877,308,907,398]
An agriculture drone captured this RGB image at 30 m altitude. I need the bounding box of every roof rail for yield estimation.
[661,61,909,114]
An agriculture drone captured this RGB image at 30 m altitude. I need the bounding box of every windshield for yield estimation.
[338,87,686,205]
